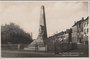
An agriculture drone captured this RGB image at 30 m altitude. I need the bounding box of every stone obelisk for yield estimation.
[24,5,47,51]
[37,5,47,46]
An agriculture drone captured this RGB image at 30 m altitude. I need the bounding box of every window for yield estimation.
[87,28,89,33]
[84,29,86,34]
[84,23,86,27]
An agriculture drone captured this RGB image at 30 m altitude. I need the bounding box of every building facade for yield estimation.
[47,29,72,51]
[71,17,89,44]
[82,17,89,44]
[71,25,77,43]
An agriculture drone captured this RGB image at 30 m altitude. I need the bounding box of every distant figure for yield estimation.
[35,44,38,51]
[54,39,60,54]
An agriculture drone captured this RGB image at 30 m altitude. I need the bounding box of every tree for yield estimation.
[1,23,33,49]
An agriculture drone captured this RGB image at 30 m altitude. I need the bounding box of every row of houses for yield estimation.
[47,16,89,51]
[72,17,89,44]
[47,29,72,51]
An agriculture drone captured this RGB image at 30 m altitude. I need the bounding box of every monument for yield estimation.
[37,5,47,46]
[24,5,48,51]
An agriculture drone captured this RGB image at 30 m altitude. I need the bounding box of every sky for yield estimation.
[0,1,88,39]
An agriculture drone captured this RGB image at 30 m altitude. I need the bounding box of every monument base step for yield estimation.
[24,46,47,51]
